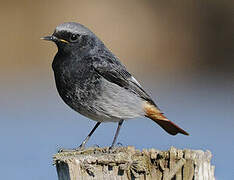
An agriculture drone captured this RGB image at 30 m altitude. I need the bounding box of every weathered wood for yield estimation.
[54,146,215,180]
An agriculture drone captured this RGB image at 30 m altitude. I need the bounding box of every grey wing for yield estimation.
[92,56,156,106]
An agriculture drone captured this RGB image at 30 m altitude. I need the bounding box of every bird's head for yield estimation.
[42,22,100,55]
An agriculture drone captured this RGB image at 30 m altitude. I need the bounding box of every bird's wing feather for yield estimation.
[92,56,156,105]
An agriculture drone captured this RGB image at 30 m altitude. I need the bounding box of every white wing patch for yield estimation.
[130,76,142,87]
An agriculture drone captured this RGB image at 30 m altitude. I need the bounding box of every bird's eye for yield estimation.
[70,34,79,42]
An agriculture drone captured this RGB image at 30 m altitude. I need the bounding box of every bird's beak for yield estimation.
[41,35,54,41]
[41,35,69,44]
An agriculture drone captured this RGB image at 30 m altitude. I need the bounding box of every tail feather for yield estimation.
[143,102,189,136]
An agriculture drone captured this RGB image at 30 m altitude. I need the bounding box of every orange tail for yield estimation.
[143,102,189,136]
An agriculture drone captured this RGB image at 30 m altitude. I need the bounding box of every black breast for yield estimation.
[52,53,102,112]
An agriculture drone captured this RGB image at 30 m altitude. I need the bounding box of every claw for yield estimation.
[58,148,76,153]
[116,142,123,147]
[93,144,100,148]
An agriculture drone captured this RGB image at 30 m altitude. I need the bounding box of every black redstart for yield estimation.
[42,22,188,148]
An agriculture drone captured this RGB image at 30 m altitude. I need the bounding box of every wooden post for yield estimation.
[54,146,215,180]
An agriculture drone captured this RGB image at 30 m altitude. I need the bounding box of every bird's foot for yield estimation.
[92,144,100,148]
[116,142,123,147]
[108,142,124,153]
[58,148,77,153]
[74,144,86,151]
[57,143,86,153]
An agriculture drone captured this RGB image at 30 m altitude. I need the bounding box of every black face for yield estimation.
[54,30,80,44]
[43,22,100,55]
[51,30,96,54]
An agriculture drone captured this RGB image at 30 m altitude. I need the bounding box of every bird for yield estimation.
[42,22,189,149]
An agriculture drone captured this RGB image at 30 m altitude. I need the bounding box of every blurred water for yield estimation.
[0,67,233,179]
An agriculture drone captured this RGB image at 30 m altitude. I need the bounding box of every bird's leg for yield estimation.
[110,120,124,149]
[79,122,101,149]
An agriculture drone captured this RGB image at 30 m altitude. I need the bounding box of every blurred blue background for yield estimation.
[0,0,233,179]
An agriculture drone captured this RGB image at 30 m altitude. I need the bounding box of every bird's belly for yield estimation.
[54,73,144,122]
[92,78,145,120]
